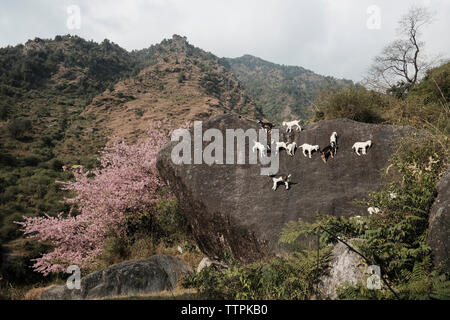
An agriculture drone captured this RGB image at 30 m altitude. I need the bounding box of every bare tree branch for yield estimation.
[363,6,435,96]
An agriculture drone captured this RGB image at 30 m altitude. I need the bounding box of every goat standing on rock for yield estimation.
[258,120,274,133]
[286,142,297,156]
[352,140,372,156]
[282,120,302,133]
[270,174,292,191]
[271,140,287,154]
[320,144,337,164]
[299,143,319,158]
[252,140,270,158]
[330,132,338,149]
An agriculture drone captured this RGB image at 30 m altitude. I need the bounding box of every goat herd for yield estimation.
[254,119,373,193]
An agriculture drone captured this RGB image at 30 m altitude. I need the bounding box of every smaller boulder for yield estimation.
[428,167,450,273]
[197,257,214,273]
[319,239,367,299]
[40,255,192,300]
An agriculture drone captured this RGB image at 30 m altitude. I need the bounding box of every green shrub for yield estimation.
[134,108,144,118]
[100,233,131,266]
[7,119,32,140]
[183,250,331,300]
[0,102,10,120]
[410,61,450,104]
[178,71,185,83]
[97,196,190,267]
[315,85,385,123]
[280,135,449,299]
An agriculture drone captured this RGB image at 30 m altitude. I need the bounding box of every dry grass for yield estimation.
[22,285,57,300]
[100,286,201,300]
[128,239,204,271]
[80,51,258,146]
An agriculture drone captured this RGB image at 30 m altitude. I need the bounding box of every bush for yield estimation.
[315,85,385,123]
[8,119,32,140]
[410,61,450,104]
[100,233,131,267]
[22,155,42,167]
[178,71,185,83]
[183,250,331,300]
[0,102,10,120]
[96,196,191,268]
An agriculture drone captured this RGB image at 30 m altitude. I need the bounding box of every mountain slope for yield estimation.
[222,55,352,122]
[0,35,262,253]
[69,35,260,150]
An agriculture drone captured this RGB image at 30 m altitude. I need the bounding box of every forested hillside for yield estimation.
[223,54,352,122]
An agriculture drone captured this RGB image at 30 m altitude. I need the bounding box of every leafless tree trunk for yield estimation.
[364,6,433,96]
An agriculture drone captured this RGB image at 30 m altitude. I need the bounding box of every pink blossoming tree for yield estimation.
[17,123,171,275]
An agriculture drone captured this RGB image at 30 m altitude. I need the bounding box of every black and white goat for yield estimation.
[330,132,338,148]
[352,140,372,156]
[320,144,337,164]
[258,120,274,133]
[270,174,292,191]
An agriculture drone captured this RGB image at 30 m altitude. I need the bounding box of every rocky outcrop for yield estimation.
[157,114,416,262]
[40,255,192,300]
[318,240,367,299]
[428,167,450,273]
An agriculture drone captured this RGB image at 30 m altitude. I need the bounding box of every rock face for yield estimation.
[157,114,415,262]
[318,240,366,299]
[428,167,450,273]
[40,255,192,300]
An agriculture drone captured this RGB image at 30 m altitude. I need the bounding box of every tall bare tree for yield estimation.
[364,6,434,96]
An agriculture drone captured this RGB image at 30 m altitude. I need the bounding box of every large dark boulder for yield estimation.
[40,255,192,300]
[157,114,416,262]
[428,167,450,273]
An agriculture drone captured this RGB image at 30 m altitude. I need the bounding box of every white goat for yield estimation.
[286,142,297,156]
[330,132,338,147]
[367,207,381,215]
[299,143,319,158]
[252,140,269,157]
[282,120,302,133]
[271,174,291,191]
[352,140,372,156]
[271,139,287,154]
[351,215,364,225]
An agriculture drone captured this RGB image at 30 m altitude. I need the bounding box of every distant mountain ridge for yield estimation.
[222,54,352,122]
[71,34,262,153]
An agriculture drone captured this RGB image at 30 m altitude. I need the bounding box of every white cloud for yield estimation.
[0,0,449,81]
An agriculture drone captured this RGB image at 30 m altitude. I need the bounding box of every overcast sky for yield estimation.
[0,0,449,81]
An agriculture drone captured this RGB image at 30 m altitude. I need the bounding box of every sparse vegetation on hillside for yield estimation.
[315,61,450,137]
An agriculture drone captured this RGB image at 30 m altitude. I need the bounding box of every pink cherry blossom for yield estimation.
[17,122,175,275]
